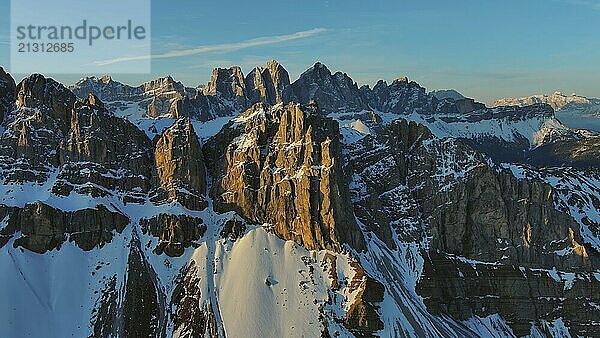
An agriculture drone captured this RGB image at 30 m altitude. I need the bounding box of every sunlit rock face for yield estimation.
[245,60,293,106]
[152,118,208,210]
[205,102,365,252]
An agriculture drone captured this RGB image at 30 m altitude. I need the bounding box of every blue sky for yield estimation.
[1,0,599,103]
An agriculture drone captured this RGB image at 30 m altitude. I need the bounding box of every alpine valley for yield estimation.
[1,61,599,338]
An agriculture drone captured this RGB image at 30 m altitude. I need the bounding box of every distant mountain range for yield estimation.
[493,92,600,132]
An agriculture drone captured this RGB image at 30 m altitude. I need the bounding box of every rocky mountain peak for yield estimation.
[394,76,409,84]
[429,89,466,101]
[16,74,77,122]
[0,67,16,122]
[291,62,368,113]
[204,66,245,97]
[143,75,185,96]
[201,66,247,113]
[373,79,387,90]
[312,61,331,74]
[312,61,328,70]
[245,60,292,105]
[81,93,105,111]
[361,74,438,114]
[101,75,112,85]
[152,118,207,210]
[265,59,283,70]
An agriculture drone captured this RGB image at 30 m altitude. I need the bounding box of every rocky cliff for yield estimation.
[205,102,365,251]
[346,117,600,336]
[152,118,208,210]
[0,67,16,122]
[0,202,129,253]
[245,60,293,105]
[56,93,154,199]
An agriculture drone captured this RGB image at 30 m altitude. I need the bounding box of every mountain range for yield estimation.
[0,61,599,338]
[493,92,600,132]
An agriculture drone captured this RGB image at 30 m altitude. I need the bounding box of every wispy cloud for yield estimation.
[95,28,327,66]
[553,0,600,10]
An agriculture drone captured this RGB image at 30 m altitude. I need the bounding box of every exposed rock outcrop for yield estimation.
[347,118,600,335]
[418,253,600,337]
[16,74,77,124]
[205,102,365,251]
[121,233,166,337]
[140,214,206,257]
[344,263,385,336]
[144,76,187,118]
[70,75,145,103]
[171,261,220,337]
[152,118,208,210]
[0,202,129,253]
[347,119,433,247]
[0,67,16,122]
[0,75,76,183]
[90,276,119,338]
[361,77,437,114]
[219,218,247,241]
[55,93,154,198]
[423,166,594,270]
[203,66,247,111]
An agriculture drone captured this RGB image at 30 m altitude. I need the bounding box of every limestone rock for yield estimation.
[171,261,220,337]
[363,77,438,114]
[205,102,365,251]
[203,66,247,112]
[347,118,600,335]
[291,62,368,113]
[0,202,129,253]
[344,263,385,335]
[121,233,165,338]
[70,75,145,103]
[219,218,247,241]
[55,93,154,199]
[144,76,187,118]
[0,75,76,183]
[16,74,77,123]
[347,119,433,247]
[0,67,16,122]
[152,118,207,210]
[418,253,600,337]
[140,213,206,257]
[245,60,293,105]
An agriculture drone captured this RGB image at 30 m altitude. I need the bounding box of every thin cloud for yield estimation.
[553,0,600,10]
[95,28,327,66]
